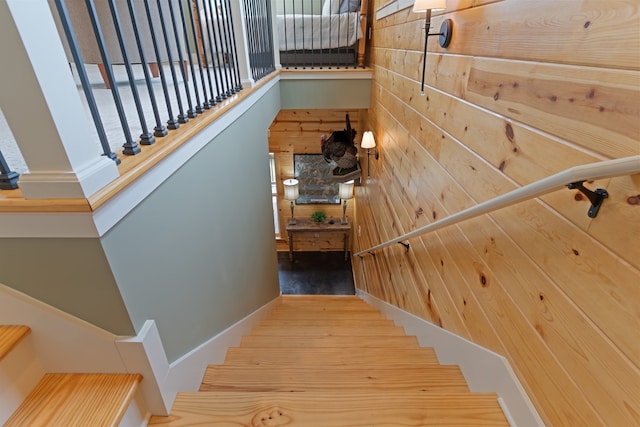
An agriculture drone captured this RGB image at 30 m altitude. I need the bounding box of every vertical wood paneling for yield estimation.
[354,0,640,425]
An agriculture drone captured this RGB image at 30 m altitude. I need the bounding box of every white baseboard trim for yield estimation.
[114,296,281,417]
[0,283,281,424]
[357,289,544,427]
[163,297,281,396]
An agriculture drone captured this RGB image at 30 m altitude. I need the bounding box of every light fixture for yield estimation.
[283,178,299,225]
[338,179,355,225]
[412,0,453,94]
[361,131,378,176]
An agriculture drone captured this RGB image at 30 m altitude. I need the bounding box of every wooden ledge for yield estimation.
[5,373,142,427]
[0,325,31,361]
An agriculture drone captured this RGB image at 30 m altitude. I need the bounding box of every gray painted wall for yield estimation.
[100,85,282,362]
[0,237,134,335]
[280,79,371,109]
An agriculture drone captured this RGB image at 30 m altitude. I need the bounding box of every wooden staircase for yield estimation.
[0,325,142,426]
[149,295,509,426]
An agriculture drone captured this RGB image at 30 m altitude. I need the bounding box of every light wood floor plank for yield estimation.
[240,334,420,348]
[5,373,142,427]
[0,325,30,361]
[149,391,509,426]
[250,325,406,336]
[224,347,440,366]
[200,365,468,392]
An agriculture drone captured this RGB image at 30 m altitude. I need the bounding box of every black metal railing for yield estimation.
[243,0,276,80]
[51,0,245,163]
[277,0,363,69]
[0,149,20,190]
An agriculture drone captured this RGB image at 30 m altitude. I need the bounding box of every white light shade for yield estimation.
[339,180,355,200]
[283,179,299,201]
[412,0,446,12]
[361,131,376,149]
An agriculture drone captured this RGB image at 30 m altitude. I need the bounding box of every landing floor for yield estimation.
[277,251,355,295]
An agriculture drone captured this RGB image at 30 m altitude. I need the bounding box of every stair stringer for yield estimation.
[0,282,282,424]
[0,283,151,425]
[357,289,544,427]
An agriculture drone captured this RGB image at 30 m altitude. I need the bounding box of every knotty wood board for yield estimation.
[148,391,509,426]
[356,0,640,424]
[200,365,469,392]
[224,347,440,366]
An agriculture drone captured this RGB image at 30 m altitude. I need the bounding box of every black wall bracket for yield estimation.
[398,241,410,252]
[567,181,609,218]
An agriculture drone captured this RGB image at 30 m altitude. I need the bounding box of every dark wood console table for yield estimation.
[286,219,351,261]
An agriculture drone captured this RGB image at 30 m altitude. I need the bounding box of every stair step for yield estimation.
[251,325,406,336]
[0,325,31,362]
[272,303,378,313]
[5,373,142,427]
[257,318,397,327]
[240,334,420,348]
[224,347,440,366]
[265,310,387,320]
[200,365,468,392]
[148,391,509,426]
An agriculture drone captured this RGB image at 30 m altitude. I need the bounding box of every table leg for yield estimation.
[344,232,349,261]
[288,232,294,261]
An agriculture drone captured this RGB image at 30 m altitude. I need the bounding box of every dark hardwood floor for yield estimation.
[277,251,355,295]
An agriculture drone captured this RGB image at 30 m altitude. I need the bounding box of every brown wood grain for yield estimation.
[357,0,640,424]
[0,325,30,361]
[149,391,509,426]
[5,373,142,427]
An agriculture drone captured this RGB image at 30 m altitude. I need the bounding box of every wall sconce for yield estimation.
[338,180,355,224]
[283,178,299,225]
[361,131,378,176]
[412,0,453,94]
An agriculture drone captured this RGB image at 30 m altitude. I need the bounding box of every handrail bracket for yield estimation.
[398,241,410,252]
[567,181,609,218]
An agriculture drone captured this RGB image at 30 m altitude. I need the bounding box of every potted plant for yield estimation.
[310,211,327,223]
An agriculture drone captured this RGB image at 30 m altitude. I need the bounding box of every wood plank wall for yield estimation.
[268,109,365,251]
[353,0,640,425]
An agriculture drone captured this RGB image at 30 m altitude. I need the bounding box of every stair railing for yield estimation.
[355,155,640,256]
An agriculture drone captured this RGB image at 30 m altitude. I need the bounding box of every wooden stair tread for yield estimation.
[240,334,420,348]
[200,365,468,392]
[264,310,387,320]
[0,325,30,361]
[251,325,406,336]
[257,318,397,327]
[5,373,142,427]
[224,347,440,366]
[148,391,509,426]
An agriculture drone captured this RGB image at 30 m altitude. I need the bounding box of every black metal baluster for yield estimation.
[244,0,256,79]
[223,0,243,91]
[188,2,211,109]
[204,0,223,102]
[319,0,324,68]
[199,0,219,104]
[154,0,189,123]
[84,0,140,155]
[107,0,155,145]
[196,0,217,109]
[265,0,275,74]
[142,0,179,129]
[162,0,191,123]
[125,0,167,137]
[53,0,119,164]
[217,0,234,95]
[282,0,288,67]
[291,0,297,68]
[0,150,19,189]
[212,0,229,99]
[177,1,204,113]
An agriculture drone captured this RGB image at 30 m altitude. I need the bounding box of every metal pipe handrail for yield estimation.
[355,155,640,257]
